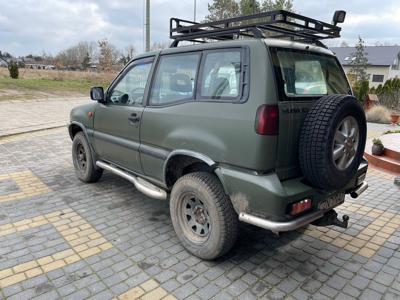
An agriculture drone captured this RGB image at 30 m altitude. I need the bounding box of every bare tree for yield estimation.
[120,45,136,65]
[98,39,118,72]
[55,41,97,69]
[150,41,169,51]
[0,51,9,66]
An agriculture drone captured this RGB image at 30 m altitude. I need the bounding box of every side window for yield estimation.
[200,50,241,99]
[150,53,200,105]
[108,61,153,106]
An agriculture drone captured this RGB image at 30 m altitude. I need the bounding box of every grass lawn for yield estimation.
[0,68,115,101]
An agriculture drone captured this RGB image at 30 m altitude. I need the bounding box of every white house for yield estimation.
[330,46,400,88]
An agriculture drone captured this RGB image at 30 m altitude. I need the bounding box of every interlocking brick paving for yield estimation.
[0,209,112,289]
[0,130,399,299]
[0,171,52,203]
[0,97,88,137]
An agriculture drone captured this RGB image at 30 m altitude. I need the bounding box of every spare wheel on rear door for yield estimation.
[299,94,367,190]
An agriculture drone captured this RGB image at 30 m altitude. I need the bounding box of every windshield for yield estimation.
[271,48,351,99]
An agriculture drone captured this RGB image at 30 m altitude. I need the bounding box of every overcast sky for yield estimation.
[1,0,399,57]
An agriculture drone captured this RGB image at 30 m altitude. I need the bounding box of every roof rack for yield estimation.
[170,10,344,48]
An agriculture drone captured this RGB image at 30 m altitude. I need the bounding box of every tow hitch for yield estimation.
[312,209,349,229]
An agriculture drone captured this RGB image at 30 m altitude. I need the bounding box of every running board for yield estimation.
[96,161,167,200]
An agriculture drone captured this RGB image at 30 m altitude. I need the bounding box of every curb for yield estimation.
[0,125,66,139]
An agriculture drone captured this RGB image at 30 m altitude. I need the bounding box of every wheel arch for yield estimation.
[163,150,219,188]
[69,121,99,170]
[68,121,86,140]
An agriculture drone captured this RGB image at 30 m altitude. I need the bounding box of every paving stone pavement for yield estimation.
[0,97,88,137]
[0,128,399,300]
[366,123,397,140]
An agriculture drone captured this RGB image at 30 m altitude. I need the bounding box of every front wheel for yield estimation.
[72,132,103,183]
[170,172,238,260]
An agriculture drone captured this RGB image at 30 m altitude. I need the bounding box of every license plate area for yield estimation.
[318,193,345,210]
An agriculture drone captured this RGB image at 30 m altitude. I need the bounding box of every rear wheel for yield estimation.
[170,172,238,260]
[72,132,103,183]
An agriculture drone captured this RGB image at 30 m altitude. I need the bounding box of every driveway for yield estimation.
[0,97,88,137]
[0,128,399,300]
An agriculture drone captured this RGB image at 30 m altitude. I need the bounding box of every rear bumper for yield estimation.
[239,209,325,233]
[238,179,368,233]
[215,159,368,223]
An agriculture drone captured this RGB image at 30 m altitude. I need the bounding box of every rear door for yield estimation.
[269,47,352,179]
[93,57,154,173]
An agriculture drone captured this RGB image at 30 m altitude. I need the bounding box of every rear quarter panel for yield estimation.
[140,41,279,182]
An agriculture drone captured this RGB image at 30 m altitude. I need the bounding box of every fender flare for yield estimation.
[68,121,99,169]
[162,149,216,184]
[68,121,90,140]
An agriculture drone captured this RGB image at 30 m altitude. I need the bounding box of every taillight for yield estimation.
[255,105,279,135]
[290,199,312,216]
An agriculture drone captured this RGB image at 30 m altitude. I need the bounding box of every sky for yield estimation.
[0,0,400,57]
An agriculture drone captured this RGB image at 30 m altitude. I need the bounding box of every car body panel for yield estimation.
[216,159,368,221]
[92,104,144,173]
[68,37,368,224]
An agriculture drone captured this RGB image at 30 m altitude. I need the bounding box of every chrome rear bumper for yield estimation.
[239,210,325,234]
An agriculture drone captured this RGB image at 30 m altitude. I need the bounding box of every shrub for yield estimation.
[372,138,383,146]
[8,61,19,79]
[374,78,400,110]
[366,105,391,124]
[353,79,369,102]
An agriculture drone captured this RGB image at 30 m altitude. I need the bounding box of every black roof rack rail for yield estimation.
[169,10,343,48]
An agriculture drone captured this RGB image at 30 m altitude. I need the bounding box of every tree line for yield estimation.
[0,40,170,75]
[44,40,169,71]
[206,0,293,20]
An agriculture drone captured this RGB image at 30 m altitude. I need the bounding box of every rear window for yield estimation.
[271,48,351,100]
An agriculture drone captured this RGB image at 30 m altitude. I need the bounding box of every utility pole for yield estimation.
[194,0,197,22]
[145,0,150,52]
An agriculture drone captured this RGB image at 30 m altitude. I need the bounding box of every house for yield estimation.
[330,46,400,88]
[25,63,55,70]
[0,57,24,67]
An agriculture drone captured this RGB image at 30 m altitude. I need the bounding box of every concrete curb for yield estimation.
[0,125,66,139]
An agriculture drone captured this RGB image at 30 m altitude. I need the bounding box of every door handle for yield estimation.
[128,113,140,123]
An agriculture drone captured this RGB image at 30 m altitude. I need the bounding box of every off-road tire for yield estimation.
[72,132,103,183]
[170,172,238,260]
[299,94,366,190]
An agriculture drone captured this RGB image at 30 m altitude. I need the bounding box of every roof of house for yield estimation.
[330,45,400,66]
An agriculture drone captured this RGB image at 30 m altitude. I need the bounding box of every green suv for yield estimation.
[69,10,368,259]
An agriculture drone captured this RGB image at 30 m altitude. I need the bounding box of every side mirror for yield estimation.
[332,10,346,26]
[90,87,105,102]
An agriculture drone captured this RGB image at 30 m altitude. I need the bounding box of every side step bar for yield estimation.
[239,210,325,234]
[96,161,167,200]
